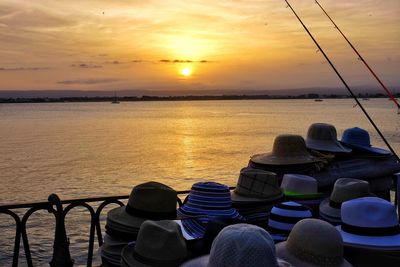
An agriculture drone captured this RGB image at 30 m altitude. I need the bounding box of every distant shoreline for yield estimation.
[0,93,394,103]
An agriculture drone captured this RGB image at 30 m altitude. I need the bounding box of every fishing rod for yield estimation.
[283,0,400,162]
[315,0,400,111]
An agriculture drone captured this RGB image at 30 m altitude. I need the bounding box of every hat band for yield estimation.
[125,205,176,219]
[275,203,309,211]
[133,250,184,267]
[341,222,400,236]
[269,213,306,224]
[329,199,342,209]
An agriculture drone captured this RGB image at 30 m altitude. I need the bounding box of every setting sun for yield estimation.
[181,67,192,77]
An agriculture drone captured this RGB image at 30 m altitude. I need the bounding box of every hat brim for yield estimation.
[340,142,391,155]
[276,241,352,267]
[231,191,284,204]
[319,198,341,220]
[107,206,147,230]
[336,226,400,248]
[250,153,321,166]
[306,140,352,153]
[284,191,323,200]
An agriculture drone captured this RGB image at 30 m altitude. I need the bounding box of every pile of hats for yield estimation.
[101,182,178,266]
[231,167,284,229]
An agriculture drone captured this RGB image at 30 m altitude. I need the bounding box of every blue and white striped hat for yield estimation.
[268,201,313,242]
[177,182,243,239]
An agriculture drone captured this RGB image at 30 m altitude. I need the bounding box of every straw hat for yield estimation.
[251,134,321,166]
[121,220,188,267]
[276,219,352,267]
[107,182,177,231]
[281,174,323,199]
[182,224,290,267]
[306,123,351,153]
[268,202,313,243]
[319,178,371,225]
[336,197,400,248]
[177,182,243,239]
[231,167,283,203]
[340,127,391,155]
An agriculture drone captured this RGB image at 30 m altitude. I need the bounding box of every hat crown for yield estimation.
[341,127,371,147]
[272,134,310,157]
[330,178,370,203]
[234,167,281,198]
[307,123,338,142]
[341,197,398,228]
[208,224,279,267]
[286,219,344,265]
[134,220,187,261]
[128,181,177,213]
[281,174,318,194]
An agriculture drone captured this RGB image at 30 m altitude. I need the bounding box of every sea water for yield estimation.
[0,99,399,266]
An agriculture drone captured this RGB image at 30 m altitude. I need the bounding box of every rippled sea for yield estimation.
[1,99,399,266]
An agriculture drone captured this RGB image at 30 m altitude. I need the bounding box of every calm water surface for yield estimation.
[0,99,399,265]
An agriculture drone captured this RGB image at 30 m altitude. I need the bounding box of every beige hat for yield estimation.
[276,219,352,267]
[250,135,321,166]
[231,167,283,203]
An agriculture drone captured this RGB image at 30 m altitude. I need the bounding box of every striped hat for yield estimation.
[268,201,313,242]
[177,182,243,239]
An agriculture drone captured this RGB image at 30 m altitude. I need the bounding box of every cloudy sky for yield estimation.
[0,0,399,93]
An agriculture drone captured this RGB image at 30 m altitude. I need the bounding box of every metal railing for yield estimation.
[0,190,191,267]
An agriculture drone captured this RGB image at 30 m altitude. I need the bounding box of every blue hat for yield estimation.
[177,182,243,239]
[268,202,313,242]
[341,127,391,155]
[336,197,400,248]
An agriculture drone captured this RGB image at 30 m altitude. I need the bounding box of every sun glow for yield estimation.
[181,67,192,77]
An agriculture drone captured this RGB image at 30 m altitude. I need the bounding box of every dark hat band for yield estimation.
[287,242,344,266]
[267,225,291,235]
[133,250,185,267]
[275,203,309,211]
[269,213,306,224]
[105,225,138,241]
[329,199,342,209]
[341,222,400,236]
[125,205,177,220]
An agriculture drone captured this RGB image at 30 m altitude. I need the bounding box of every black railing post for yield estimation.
[48,194,74,267]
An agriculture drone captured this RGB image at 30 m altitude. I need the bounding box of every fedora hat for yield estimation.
[306,123,352,153]
[341,127,391,155]
[107,182,177,232]
[177,182,243,239]
[268,202,313,242]
[336,197,400,248]
[281,174,323,199]
[276,219,352,267]
[121,220,188,267]
[231,167,283,203]
[182,224,289,267]
[319,178,371,225]
[251,134,322,166]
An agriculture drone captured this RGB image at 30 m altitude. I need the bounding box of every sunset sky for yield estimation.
[0,0,399,93]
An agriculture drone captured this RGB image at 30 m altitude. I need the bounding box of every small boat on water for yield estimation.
[314,99,323,102]
[111,92,120,104]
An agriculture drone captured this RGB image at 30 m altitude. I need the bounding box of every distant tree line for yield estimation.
[0,92,397,103]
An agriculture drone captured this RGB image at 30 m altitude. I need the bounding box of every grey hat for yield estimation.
[121,220,188,267]
[181,224,290,267]
[306,123,351,153]
[231,167,283,203]
[251,134,321,166]
[319,178,371,224]
[276,219,352,267]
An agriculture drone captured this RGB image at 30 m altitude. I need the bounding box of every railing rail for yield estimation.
[0,189,194,267]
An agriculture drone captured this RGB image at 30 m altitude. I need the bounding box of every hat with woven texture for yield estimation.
[306,123,351,153]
